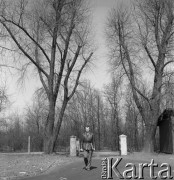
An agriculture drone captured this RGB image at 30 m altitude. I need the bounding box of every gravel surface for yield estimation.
[0,153,79,180]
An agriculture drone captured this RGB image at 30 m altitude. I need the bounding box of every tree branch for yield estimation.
[0,64,21,71]
[1,17,51,64]
[53,11,76,98]
[162,60,174,71]
[0,20,49,78]
[35,44,49,98]
[144,45,157,72]
[68,52,93,100]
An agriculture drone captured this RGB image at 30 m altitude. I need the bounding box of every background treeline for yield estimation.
[0,80,141,152]
[0,73,173,152]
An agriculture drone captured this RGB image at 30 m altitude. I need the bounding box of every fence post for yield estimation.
[28,136,31,154]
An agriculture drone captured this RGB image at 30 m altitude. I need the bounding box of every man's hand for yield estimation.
[91,143,95,151]
[80,149,83,152]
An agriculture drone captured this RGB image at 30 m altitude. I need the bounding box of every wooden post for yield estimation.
[28,136,31,154]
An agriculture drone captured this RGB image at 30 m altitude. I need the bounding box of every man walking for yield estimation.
[80,124,95,171]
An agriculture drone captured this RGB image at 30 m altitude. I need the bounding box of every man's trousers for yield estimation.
[84,150,93,169]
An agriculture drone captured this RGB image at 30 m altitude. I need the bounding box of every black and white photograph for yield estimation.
[0,0,174,179]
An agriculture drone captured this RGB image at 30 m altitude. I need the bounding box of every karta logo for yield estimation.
[101,158,173,179]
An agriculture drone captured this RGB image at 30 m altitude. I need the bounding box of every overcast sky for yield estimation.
[3,0,123,114]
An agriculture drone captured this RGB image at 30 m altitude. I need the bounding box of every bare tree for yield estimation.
[161,74,174,109]
[124,87,142,152]
[61,81,109,150]
[106,0,174,152]
[25,90,48,151]
[104,75,122,151]
[0,86,7,112]
[0,0,94,153]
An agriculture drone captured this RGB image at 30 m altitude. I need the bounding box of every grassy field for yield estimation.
[123,152,174,165]
[0,153,78,180]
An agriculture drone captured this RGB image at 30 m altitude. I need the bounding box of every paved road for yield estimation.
[20,157,174,180]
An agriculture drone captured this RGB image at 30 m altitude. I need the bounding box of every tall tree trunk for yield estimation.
[115,111,119,151]
[143,124,157,153]
[43,135,54,154]
[111,110,116,151]
[43,97,56,154]
[52,101,68,152]
[134,115,138,151]
[141,118,145,150]
[143,107,159,153]
[97,96,101,150]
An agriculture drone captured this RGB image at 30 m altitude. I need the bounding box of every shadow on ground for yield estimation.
[90,166,97,170]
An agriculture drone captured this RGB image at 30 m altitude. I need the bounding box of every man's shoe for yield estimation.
[86,167,90,171]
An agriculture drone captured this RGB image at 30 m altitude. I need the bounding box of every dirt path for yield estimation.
[19,157,174,180]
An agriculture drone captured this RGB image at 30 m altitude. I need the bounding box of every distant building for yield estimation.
[158,109,174,154]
